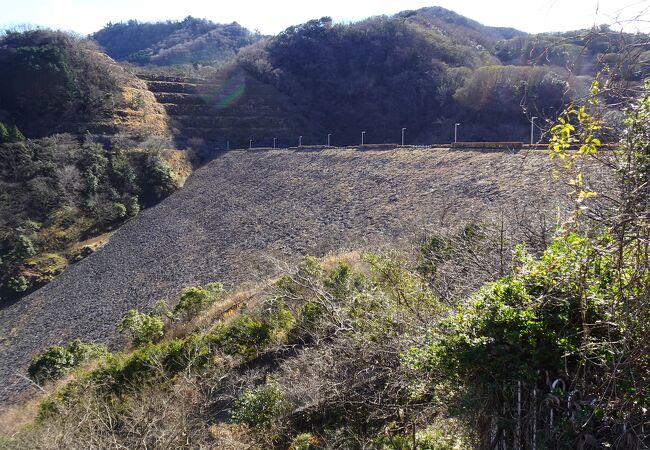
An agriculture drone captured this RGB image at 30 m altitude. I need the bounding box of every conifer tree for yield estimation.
[0,122,8,143]
[9,125,25,142]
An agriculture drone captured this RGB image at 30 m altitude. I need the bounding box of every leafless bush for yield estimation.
[6,371,212,450]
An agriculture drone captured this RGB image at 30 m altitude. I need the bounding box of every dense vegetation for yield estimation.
[3,81,647,447]
[0,29,184,303]
[0,133,179,303]
[0,30,129,137]
[87,8,650,147]
[233,9,649,145]
[92,17,259,66]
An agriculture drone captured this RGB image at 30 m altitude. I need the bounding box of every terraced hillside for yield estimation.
[139,68,306,148]
[0,147,578,404]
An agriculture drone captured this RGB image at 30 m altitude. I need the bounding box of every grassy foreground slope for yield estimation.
[0,146,575,404]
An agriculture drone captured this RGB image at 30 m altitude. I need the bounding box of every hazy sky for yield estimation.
[2,0,649,36]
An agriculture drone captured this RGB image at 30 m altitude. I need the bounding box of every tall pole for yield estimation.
[299,136,302,147]
[454,123,460,143]
[226,140,230,150]
[273,138,277,149]
[249,139,253,150]
[327,133,331,147]
[361,131,366,146]
[531,116,538,145]
[401,127,406,146]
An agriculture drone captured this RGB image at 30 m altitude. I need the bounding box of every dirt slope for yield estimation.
[0,147,571,404]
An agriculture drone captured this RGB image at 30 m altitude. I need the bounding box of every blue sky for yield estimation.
[2,0,649,35]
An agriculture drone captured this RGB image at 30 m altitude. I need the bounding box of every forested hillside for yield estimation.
[0,29,185,304]
[236,9,649,144]
[0,29,172,138]
[88,8,650,146]
[0,31,121,137]
[92,17,259,66]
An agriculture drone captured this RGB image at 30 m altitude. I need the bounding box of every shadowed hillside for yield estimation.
[0,146,584,404]
[0,29,182,305]
[88,8,650,146]
[0,29,170,138]
[139,67,307,148]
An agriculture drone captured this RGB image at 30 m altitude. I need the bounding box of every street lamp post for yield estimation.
[273,138,277,149]
[361,131,366,146]
[249,139,253,150]
[401,127,406,146]
[531,117,538,145]
[327,133,332,147]
[299,136,303,147]
[454,123,460,144]
[226,140,230,150]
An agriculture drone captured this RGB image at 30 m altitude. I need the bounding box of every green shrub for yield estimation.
[13,234,36,261]
[117,309,165,346]
[101,334,211,386]
[125,196,140,217]
[28,346,73,385]
[79,143,108,196]
[416,234,452,278]
[173,282,224,319]
[231,381,285,428]
[297,256,323,279]
[275,256,326,300]
[143,153,177,202]
[324,261,365,300]
[433,278,568,381]
[152,298,174,320]
[374,428,462,450]
[109,150,138,193]
[8,275,29,292]
[298,300,323,326]
[209,315,271,358]
[28,339,107,385]
[290,433,317,450]
[267,299,296,338]
[111,202,127,220]
[407,232,618,394]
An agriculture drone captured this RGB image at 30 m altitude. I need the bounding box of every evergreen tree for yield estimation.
[0,122,8,143]
[9,125,25,142]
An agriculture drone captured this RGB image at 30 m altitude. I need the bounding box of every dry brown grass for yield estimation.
[0,399,40,437]
[68,231,112,254]
[321,250,364,272]
[160,149,194,187]
[208,424,255,449]
[114,82,170,136]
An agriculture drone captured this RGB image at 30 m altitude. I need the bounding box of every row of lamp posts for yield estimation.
[244,118,540,149]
